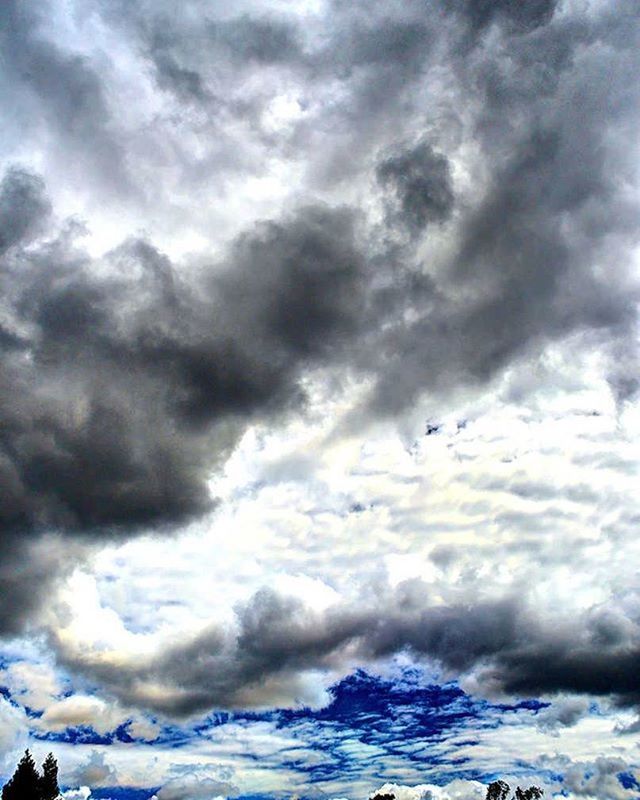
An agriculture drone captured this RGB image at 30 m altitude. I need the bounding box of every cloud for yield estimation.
[71,750,118,788]
[0,183,369,630]
[447,0,559,34]
[61,789,90,800]
[0,535,73,635]
[531,696,590,733]
[561,756,640,800]
[0,168,51,256]
[0,3,639,767]
[45,580,640,716]
[125,717,161,741]
[371,779,486,800]
[153,774,237,800]
[39,694,127,734]
[1,0,638,551]
[0,659,60,711]
[376,141,454,234]
[0,0,130,197]
[0,696,28,763]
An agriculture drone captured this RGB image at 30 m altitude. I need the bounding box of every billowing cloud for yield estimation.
[60,789,90,800]
[560,757,640,800]
[44,580,640,717]
[3,0,639,623]
[0,182,370,629]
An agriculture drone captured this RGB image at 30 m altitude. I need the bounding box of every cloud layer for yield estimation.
[1,0,640,796]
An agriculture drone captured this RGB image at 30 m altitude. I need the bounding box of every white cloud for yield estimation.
[39,695,127,734]
[0,660,61,710]
[125,717,161,741]
[61,788,91,800]
[0,697,28,768]
[371,781,486,800]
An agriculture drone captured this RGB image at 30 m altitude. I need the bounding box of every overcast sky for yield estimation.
[1,0,640,799]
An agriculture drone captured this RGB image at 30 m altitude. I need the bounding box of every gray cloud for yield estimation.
[367,3,640,413]
[376,141,454,234]
[71,751,118,788]
[447,0,559,34]
[533,696,590,733]
[48,582,640,717]
[0,0,130,196]
[144,13,304,104]
[0,168,51,256]
[0,178,369,628]
[561,756,634,800]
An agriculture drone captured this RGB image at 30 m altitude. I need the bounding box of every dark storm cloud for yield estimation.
[0,190,365,525]
[0,177,367,628]
[0,538,69,635]
[376,141,454,234]
[49,582,640,716]
[52,585,514,715]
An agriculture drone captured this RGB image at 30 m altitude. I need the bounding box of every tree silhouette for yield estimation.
[2,750,42,800]
[515,788,543,800]
[40,753,59,800]
[486,781,510,800]
[1,751,60,800]
[486,782,543,800]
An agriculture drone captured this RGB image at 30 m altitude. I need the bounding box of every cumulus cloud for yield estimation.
[0,697,28,763]
[560,757,640,800]
[371,779,486,800]
[531,696,591,733]
[71,751,118,788]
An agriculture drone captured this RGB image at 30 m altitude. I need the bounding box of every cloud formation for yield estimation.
[1,4,640,786]
[43,580,640,718]
[0,183,369,628]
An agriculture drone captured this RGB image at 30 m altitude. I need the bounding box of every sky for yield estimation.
[1,0,640,798]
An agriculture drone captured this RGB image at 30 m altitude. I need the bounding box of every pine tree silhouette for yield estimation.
[40,753,59,800]
[2,750,42,800]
